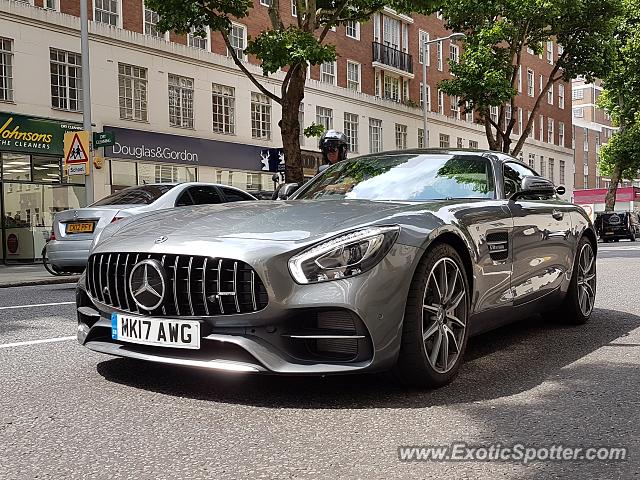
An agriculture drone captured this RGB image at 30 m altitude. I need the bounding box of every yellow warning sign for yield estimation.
[64,131,90,165]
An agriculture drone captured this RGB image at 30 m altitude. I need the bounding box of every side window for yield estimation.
[503,162,536,199]
[221,187,254,202]
[189,186,223,205]
[175,190,194,207]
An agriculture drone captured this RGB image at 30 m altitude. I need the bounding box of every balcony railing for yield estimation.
[372,42,413,74]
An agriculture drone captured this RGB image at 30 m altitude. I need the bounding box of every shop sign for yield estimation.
[0,113,81,156]
[104,126,265,171]
[93,131,115,148]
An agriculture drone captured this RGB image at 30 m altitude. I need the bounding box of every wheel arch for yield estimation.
[422,231,475,295]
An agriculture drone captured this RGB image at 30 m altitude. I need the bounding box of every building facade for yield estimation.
[571,78,617,191]
[0,0,574,261]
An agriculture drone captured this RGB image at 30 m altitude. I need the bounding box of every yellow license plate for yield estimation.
[66,222,95,234]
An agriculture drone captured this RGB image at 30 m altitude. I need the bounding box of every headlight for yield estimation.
[288,226,400,284]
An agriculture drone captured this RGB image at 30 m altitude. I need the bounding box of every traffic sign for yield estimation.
[93,131,115,148]
[64,131,90,164]
[68,163,87,176]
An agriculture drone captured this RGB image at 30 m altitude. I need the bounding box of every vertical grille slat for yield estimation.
[233,261,240,313]
[250,270,257,311]
[113,254,121,309]
[187,257,194,316]
[86,253,267,316]
[202,257,209,316]
[217,258,224,315]
[173,256,181,316]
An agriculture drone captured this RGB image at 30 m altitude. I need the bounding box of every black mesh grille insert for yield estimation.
[86,253,268,316]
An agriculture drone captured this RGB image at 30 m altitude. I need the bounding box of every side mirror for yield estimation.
[510,176,556,201]
[277,183,300,200]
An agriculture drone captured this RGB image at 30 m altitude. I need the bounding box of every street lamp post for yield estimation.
[422,32,466,148]
[80,0,93,204]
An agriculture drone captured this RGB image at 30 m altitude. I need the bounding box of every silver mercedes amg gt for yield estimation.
[76,150,597,388]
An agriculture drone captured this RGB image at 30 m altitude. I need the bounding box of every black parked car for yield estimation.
[595,211,640,242]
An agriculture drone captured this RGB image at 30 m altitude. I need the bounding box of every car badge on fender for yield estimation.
[155,235,168,244]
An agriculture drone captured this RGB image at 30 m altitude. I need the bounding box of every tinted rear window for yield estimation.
[91,185,175,206]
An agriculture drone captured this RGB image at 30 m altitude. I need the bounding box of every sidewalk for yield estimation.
[0,264,80,288]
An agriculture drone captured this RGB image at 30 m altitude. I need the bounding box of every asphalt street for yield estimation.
[1,241,639,479]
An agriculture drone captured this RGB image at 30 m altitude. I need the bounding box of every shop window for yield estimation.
[2,153,31,181]
[32,156,60,183]
[110,159,137,189]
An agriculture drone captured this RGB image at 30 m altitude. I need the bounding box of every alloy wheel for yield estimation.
[577,243,596,317]
[421,257,468,374]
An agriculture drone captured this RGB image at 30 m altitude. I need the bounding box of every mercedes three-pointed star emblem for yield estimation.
[128,259,166,311]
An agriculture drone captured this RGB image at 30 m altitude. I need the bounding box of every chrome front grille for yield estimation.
[86,253,268,316]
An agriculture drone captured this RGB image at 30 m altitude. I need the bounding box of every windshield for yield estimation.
[90,184,176,206]
[294,153,495,201]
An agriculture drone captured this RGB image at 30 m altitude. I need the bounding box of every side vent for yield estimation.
[487,232,509,261]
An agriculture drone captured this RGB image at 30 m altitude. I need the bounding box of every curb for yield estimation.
[0,277,80,288]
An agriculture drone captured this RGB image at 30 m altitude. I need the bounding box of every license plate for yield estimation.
[604,232,613,235]
[111,314,200,349]
[66,222,95,234]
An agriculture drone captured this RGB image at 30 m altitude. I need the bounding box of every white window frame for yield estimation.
[316,106,333,131]
[50,48,83,112]
[168,73,194,129]
[418,30,430,65]
[211,83,235,135]
[546,41,553,64]
[395,123,407,150]
[369,118,383,153]
[436,41,443,71]
[438,89,445,114]
[291,0,297,16]
[320,61,337,85]
[143,4,169,40]
[0,37,13,103]
[539,115,544,142]
[449,43,459,64]
[419,82,431,111]
[439,133,450,148]
[118,63,148,122]
[344,112,359,153]
[572,88,584,100]
[188,27,210,50]
[517,65,522,93]
[548,118,554,144]
[260,0,272,6]
[559,122,565,147]
[94,0,122,28]
[346,60,361,92]
[573,107,584,118]
[560,160,565,184]
[228,22,248,61]
[384,75,400,102]
[450,95,460,120]
[527,69,534,97]
[558,84,565,109]
[547,83,554,105]
[345,20,360,40]
[251,92,272,140]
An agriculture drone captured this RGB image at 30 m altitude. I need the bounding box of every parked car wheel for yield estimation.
[394,243,470,388]
[556,237,596,325]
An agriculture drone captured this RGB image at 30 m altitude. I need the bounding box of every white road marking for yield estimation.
[0,336,75,349]
[0,301,75,311]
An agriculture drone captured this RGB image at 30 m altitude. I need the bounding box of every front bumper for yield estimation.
[76,242,421,375]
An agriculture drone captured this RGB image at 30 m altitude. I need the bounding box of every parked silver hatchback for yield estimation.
[47,182,256,273]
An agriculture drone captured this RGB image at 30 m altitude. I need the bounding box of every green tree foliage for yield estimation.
[425,0,620,157]
[597,0,640,210]
[145,0,410,182]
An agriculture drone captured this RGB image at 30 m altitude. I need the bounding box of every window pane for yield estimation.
[33,156,61,183]
[2,153,31,181]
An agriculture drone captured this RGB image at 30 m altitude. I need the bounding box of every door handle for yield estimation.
[552,210,564,221]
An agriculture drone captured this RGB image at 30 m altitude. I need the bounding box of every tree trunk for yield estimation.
[604,164,623,211]
[280,67,306,184]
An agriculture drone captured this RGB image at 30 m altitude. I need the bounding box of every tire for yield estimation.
[394,243,470,388]
[556,236,596,325]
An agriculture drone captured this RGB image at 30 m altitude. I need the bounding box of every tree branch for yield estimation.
[511,62,561,155]
[318,0,349,43]
[220,30,282,104]
[268,0,284,30]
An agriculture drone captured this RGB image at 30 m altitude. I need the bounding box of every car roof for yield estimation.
[354,148,516,162]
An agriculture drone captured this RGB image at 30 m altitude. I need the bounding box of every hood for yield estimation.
[109,200,423,242]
